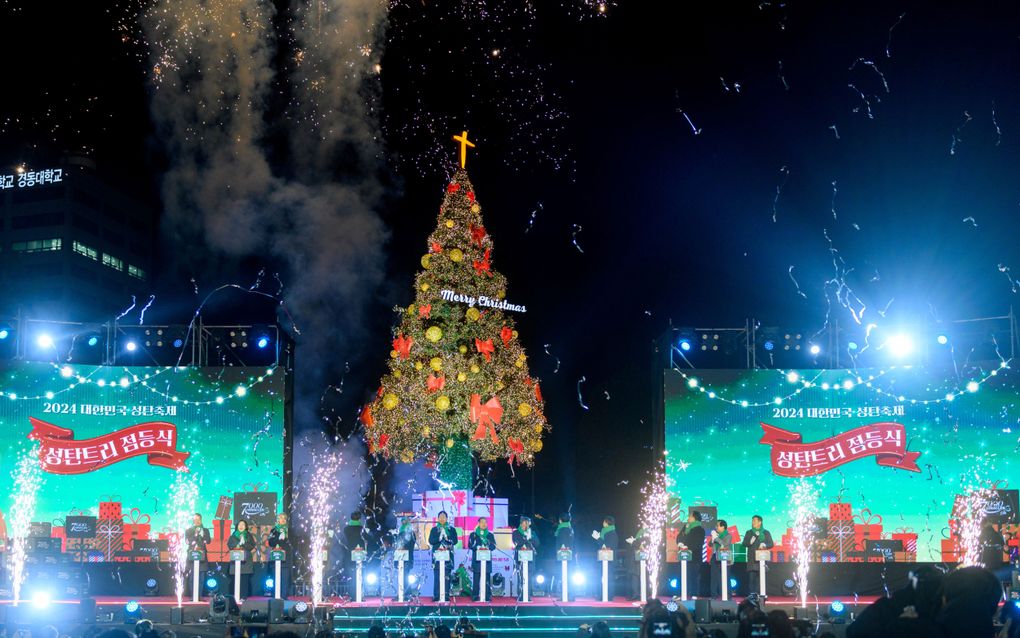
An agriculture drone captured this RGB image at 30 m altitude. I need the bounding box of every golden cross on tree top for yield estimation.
[453,130,476,169]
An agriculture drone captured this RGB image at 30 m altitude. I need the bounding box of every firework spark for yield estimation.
[639,466,670,599]
[168,470,200,607]
[306,451,343,606]
[789,477,821,608]
[953,460,996,566]
[8,446,45,606]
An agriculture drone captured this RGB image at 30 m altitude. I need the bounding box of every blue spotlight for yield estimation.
[678,338,692,352]
[829,600,845,614]
[125,340,137,352]
[763,340,775,352]
[668,578,678,590]
[205,576,219,592]
[847,341,858,351]
[256,335,270,349]
[125,601,140,614]
[809,344,821,355]
[729,577,738,590]
[172,338,184,348]
[36,333,54,349]
[264,576,275,589]
[0,329,9,340]
[936,334,949,345]
[87,335,99,347]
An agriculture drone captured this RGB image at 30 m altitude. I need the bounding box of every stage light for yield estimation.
[0,328,9,339]
[786,371,799,383]
[782,578,796,597]
[172,338,184,348]
[830,600,844,614]
[205,576,220,594]
[263,576,275,596]
[144,577,159,596]
[31,590,52,608]
[256,335,270,349]
[848,341,859,351]
[366,572,379,585]
[292,600,310,624]
[408,573,418,584]
[571,571,586,586]
[533,571,548,596]
[665,599,679,613]
[209,594,229,624]
[828,600,847,623]
[808,344,821,355]
[490,572,505,596]
[87,335,99,347]
[124,601,144,622]
[763,340,775,352]
[36,333,54,349]
[729,577,738,590]
[678,338,692,352]
[668,578,678,590]
[936,334,949,345]
[886,334,913,358]
[967,381,979,393]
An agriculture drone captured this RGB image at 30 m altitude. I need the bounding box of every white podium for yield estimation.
[598,548,614,602]
[189,551,203,603]
[229,550,245,601]
[434,549,450,602]
[394,549,409,603]
[717,550,732,602]
[352,548,367,602]
[475,548,491,601]
[269,550,286,599]
[636,550,648,603]
[678,549,692,600]
[756,549,770,597]
[518,549,534,602]
[557,548,572,602]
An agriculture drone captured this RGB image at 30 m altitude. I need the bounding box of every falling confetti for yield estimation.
[788,265,808,299]
[962,216,977,227]
[543,343,561,373]
[885,12,907,58]
[524,202,543,233]
[138,294,156,324]
[950,111,972,155]
[830,180,838,219]
[829,124,840,139]
[777,60,790,91]
[577,375,590,410]
[571,223,585,253]
[677,108,702,135]
[116,295,137,321]
[772,166,790,222]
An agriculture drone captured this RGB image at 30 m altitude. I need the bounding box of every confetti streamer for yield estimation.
[830,180,838,219]
[777,60,789,91]
[543,343,561,373]
[962,216,977,227]
[577,375,590,410]
[524,202,542,233]
[829,124,840,140]
[138,294,156,324]
[847,84,874,119]
[571,223,585,253]
[116,295,137,321]
[772,166,790,222]
[849,58,890,93]
[998,263,1020,293]
[788,265,808,299]
[885,12,907,58]
[991,101,1002,146]
[677,109,702,135]
[950,111,972,155]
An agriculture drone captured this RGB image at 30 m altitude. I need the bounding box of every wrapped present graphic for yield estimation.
[98,496,123,521]
[820,551,837,563]
[96,519,124,561]
[845,551,865,563]
[892,527,918,553]
[829,502,853,521]
[867,555,885,563]
[852,509,883,550]
[941,538,960,562]
[121,508,151,550]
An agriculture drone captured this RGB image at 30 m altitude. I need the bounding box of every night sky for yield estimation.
[3,1,1020,538]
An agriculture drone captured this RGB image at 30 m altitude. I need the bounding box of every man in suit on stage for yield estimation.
[677,511,706,597]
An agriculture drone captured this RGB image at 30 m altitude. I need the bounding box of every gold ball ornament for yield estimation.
[420,254,431,269]
[531,439,543,452]
[515,359,524,368]
[518,403,533,417]
[400,450,414,463]
[466,307,481,321]
[512,330,519,338]
[456,372,467,382]
[445,219,455,228]
[449,248,464,262]
[435,395,450,410]
[425,326,443,342]
[390,350,398,359]
[497,290,506,299]
[421,283,430,291]
[382,393,399,410]
[470,364,480,373]
[414,361,424,371]
[429,357,443,371]
[471,203,480,213]
[393,370,402,378]
[423,426,430,437]
[533,424,543,433]
[495,381,505,391]
[458,344,468,354]
[445,438,455,448]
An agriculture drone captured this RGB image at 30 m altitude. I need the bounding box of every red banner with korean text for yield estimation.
[27,417,190,474]
[759,421,921,477]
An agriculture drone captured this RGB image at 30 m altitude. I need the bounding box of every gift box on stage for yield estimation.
[941,538,960,562]
[891,528,918,553]
[99,497,123,521]
[853,509,883,550]
[820,551,837,563]
[233,485,278,526]
[51,525,67,552]
[95,519,125,561]
[470,496,509,528]
[29,521,52,537]
[121,508,152,550]
[414,490,472,519]
[893,551,917,562]
[845,551,865,563]
[829,502,853,521]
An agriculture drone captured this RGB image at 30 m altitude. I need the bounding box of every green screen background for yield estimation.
[0,361,286,530]
[664,366,1016,561]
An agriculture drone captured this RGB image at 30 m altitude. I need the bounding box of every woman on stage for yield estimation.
[468,519,497,601]
[428,510,457,600]
[227,519,257,600]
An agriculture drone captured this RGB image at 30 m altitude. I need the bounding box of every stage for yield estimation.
[0,595,871,637]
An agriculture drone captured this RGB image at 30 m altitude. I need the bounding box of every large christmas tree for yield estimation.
[362,135,548,489]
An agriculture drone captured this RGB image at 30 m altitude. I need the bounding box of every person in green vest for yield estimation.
[469,518,497,601]
[709,519,733,599]
[591,515,619,600]
[428,511,458,600]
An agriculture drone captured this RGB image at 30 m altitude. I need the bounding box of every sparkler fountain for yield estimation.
[639,465,670,600]
[8,447,44,606]
[789,477,821,608]
[168,470,200,607]
[307,453,342,608]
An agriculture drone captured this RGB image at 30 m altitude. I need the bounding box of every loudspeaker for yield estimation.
[78,598,97,624]
[711,600,739,622]
[170,608,184,625]
[694,599,712,623]
[268,599,285,624]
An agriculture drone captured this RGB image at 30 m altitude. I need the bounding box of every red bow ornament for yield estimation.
[507,438,525,466]
[393,334,413,359]
[419,304,432,319]
[475,338,495,362]
[466,191,475,202]
[426,374,446,393]
[469,224,487,246]
[447,183,461,193]
[430,242,442,254]
[360,405,374,428]
[534,382,543,402]
[469,394,503,444]
[473,248,492,276]
[369,433,389,454]
[500,326,513,346]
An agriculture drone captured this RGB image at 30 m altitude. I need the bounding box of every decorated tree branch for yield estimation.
[362,134,548,488]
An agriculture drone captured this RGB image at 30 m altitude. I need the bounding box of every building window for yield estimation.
[128,264,146,281]
[12,238,62,253]
[101,252,123,271]
[73,240,98,261]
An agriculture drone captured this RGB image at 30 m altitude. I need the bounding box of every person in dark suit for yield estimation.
[339,511,368,596]
[709,520,733,599]
[554,513,575,551]
[428,510,458,600]
[678,512,706,597]
[468,519,497,601]
[512,516,540,600]
[592,515,619,600]
[979,521,1005,575]
[184,513,211,598]
[742,515,775,596]
[226,519,257,600]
